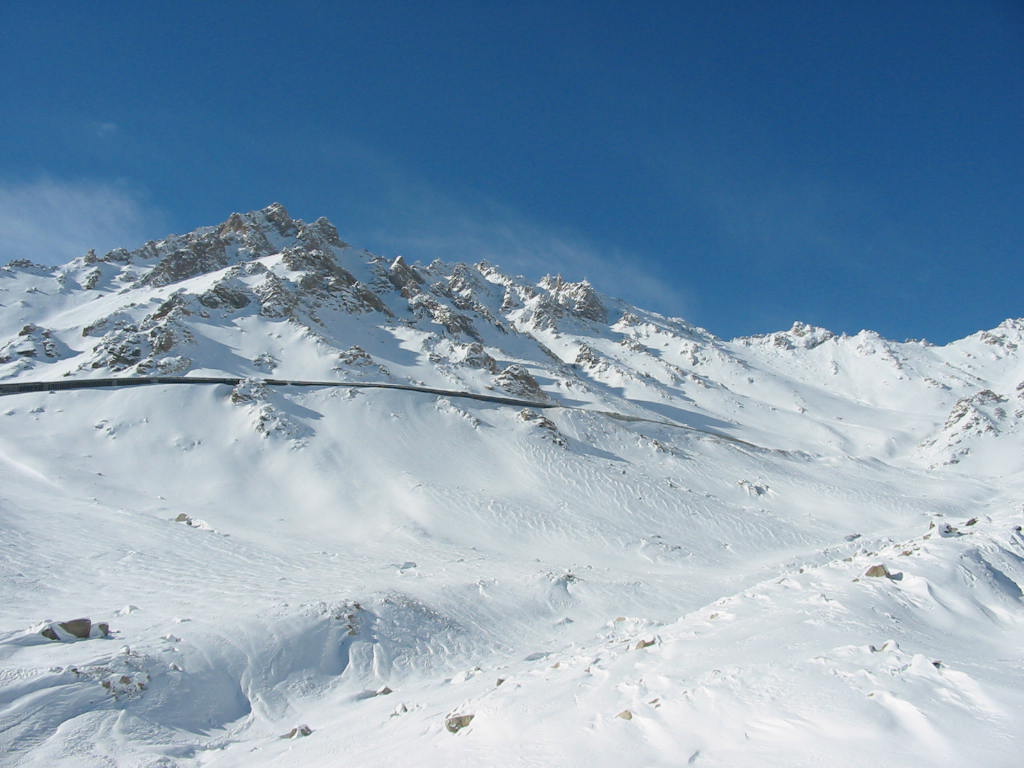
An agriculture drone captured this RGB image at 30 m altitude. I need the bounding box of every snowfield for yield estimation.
[1,205,1022,766]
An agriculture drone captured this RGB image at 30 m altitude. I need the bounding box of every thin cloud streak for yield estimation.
[316,140,691,320]
[372,207,690,321]
[0,178,166,265]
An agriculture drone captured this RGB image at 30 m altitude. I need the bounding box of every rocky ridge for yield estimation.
[1,203,1022,472]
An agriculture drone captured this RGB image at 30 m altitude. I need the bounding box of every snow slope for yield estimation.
[1,205,1022,766]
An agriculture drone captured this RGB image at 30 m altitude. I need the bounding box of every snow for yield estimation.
[1,204,1022,766]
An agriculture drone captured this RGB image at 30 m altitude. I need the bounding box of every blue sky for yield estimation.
[2,1,1021,342]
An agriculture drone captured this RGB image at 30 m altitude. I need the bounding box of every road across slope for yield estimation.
[0,375,757,446]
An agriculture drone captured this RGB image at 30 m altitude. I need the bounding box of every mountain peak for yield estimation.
[1,204,1021,477]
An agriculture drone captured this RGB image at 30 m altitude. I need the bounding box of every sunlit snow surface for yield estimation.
[1,206,1022,766]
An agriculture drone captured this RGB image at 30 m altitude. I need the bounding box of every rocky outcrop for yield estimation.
[540,275,607,323]
[409,294,479,339]
[739,321,836,351]
[448,342,498,373]
[198,276,252,310]
[40,618,110,641]
[518,408,566,446]
[334,346,391,378]
[494,365,546,401]
[920,388,1020,466]
[387,255,423,295]
[82,296,196,374]
[445,714,474,733]
[0,324,64,364]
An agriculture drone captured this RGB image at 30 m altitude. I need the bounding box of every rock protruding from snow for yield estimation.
[739,321,836,351]
[445,714,474,733]
[40,618,110,641]
[387,255,424,295]
[540,275,607,323]
[0,324,64,364]
[919,388,1020,466]
[494,365,547,401]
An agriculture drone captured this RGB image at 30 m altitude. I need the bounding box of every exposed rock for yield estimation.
[518,409,566,447]
[740,321,837,351]
[198,279,252,310]
[5,259,53,273]
[254,273,297,318]
[450,342,498,372]
[154,355,192,374]
[618,336,647,353]
[41,618,109,641]
[0,324,63,363]
[864,564,902,580]
[387,255,424,294]
[82,267,103,289]
[541,275,607,322]
[738,480,769,497]
[445,714,474,733]
[281,724,313,739]
[616,709,633,720]
[919,388,1018,466]
[574,343,603,368]
[142,239,230,288]
[296,218,345,251]
[334,346,391,378]
[409,294,479,338]
[253,352,277,372]
[281,247,357,290]
[230,378,267,404]
[495,365,547,401]
[262,202,298,237]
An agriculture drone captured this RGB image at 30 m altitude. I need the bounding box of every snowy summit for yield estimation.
[1,204,1022,766]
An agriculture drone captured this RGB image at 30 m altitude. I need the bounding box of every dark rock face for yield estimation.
[198,279,252,310]
[495,365,546,401]
[262,203,298,237]
[387,255,424,294]
[540,275,607,323]
[143,242,230,288]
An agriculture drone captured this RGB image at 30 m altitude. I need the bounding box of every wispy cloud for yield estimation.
[369,202,689,318]
[0,178,166,266]
[91,121,120,138]
[317,139,689,318]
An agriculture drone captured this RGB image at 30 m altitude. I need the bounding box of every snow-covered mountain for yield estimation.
[1,204,1022,767]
